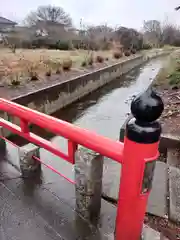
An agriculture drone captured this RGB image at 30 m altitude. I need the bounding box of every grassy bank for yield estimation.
[0,48,131,87]
[153,49,180,135]
[149,50,180,239]
[154,50,180,89]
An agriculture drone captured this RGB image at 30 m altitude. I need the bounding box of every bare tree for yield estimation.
[115,27,143,50]
[86,25,113,43]
[86,25,113,36]
[175,6,180,10]
[24,5,72,27]
[143,20,162,47]
[143,20,161,33]
[161,21,180,46]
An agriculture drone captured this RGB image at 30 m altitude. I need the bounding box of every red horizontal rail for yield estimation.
[0,135,75,184]
[0,119,70,162]
[0,96,161,240]
[33,156,75,185]
[0,98,123,163]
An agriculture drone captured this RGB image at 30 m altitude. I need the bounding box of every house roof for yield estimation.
[0,17,17,25]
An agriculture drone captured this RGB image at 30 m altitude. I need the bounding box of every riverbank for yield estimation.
[0,54,142,100]
[153,50,180,135]
[0,49,169,101]
[144,50,180,240]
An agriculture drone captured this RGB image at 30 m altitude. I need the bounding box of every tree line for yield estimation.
[10,5,180,50]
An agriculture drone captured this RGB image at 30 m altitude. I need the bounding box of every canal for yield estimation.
[6,57,167,183]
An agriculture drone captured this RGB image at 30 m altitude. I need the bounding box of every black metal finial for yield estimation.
[126,88,164,143]
[131,88,164,123]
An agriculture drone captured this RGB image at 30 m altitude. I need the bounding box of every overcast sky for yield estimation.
[1,0,180,29]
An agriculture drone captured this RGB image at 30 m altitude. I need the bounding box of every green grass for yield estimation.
[154,50,180,89]
[168,71,180,86]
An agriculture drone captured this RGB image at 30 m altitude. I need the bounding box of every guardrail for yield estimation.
[0,87,164,240]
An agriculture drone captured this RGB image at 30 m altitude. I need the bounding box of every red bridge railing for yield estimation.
[0,88,164,240]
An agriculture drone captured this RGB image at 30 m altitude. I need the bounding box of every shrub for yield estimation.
[142,43,152,50]
[11,79,20,86]
[31,38,49,48]
[21,40,33,49]
[124,51,131,57]
[101,41,111,50]
[80,40,99,51]
[72,40,81,49]
[48,43,57,49]
[87,56,93,66]
[10,44,16,53]
[28,64,39,80]
[10,74,20,86]
[29,72,38,81]
[176,64,180,72]
[56,68,61,74]
[57,41,71,50]
[96,55,104,63]
[31,37,70,49]
[62,59,72,71]
[81,60,87,67]
[115,27,143,51]
[131,49,136,54]
[6,36,21,48]
[173,39,180,47]
[51,62,62,74]
[46,69,52,76]
[168,71,180,86]
[113,51,122,59]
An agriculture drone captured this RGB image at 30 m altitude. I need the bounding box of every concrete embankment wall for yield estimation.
[1,50,170,137]
[13,55,144,115]
[12,51,170,114]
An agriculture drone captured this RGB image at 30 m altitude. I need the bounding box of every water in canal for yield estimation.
[6,57,167,182]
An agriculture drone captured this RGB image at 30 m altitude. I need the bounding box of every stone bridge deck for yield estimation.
[0,147,116,240]
[0,146,167,240]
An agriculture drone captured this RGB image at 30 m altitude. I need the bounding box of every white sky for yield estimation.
[1,0,180,29]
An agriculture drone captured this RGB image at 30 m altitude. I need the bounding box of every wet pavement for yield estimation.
[0,143,170,240]
[0,147,117,240]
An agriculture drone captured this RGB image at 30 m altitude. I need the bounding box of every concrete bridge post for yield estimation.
[19,143,41,177]
[75,148,104,222]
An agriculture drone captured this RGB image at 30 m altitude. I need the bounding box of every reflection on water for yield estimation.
[6,58,166,182]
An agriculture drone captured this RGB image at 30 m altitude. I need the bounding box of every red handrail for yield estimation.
[0,98,123,164]
[0,97,161,240]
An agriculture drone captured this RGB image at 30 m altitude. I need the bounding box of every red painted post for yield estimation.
[20,119,29,133]
[115,88,164,240]
[68,140,77,164]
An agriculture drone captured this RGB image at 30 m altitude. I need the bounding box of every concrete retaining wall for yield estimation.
[12,55,144,115]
